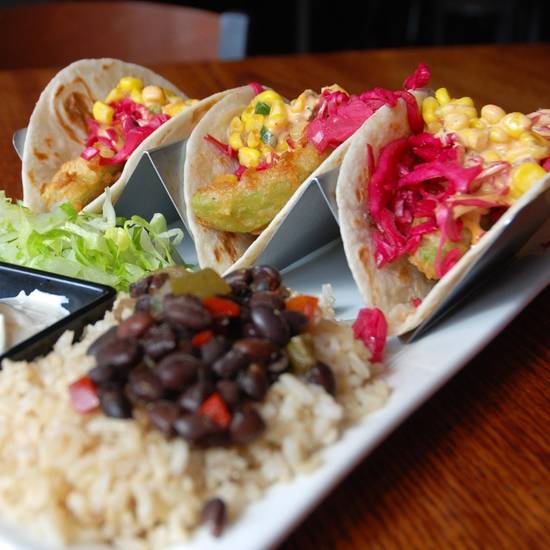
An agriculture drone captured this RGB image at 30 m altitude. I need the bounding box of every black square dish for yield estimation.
[0,262,116,363]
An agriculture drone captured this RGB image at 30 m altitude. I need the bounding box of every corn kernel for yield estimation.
[427,121,442,134]
[265,113,287,132]
[142,85,165,105]
[290,92,306,113]
[455,128,489,151]
[118,76,143,92]
[269,100,287,117]
[443,112,469,131]
[185,99,199,107]
[255,89,284,104]
[490,126,510,143]
[453,96,474,107]
[92,101,114,124]
[469,117,488,129]
[480,104,505,124]
[163,101,190,117]
[422,97,439,124]
[439,103,477,121]
[481,150,501,163]
[276,140,289,153]
[501,112,532,138]
[244,113,264,132]
[238,147,261,168]
[435,88,451,106]
[105,87,124,104]
[229,132,244,150]
[246,130,260,148]
[130,89,143,104]
[510,162,546,198]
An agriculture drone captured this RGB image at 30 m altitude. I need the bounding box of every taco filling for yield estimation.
[367,81,550,280]
[41,76,197,211]
[191,70,427,235]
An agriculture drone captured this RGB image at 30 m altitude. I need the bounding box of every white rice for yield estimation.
[0,294,389,549]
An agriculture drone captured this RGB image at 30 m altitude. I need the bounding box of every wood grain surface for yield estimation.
[0,43,548,548]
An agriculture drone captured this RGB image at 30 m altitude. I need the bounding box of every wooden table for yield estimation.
[1,44,548,548]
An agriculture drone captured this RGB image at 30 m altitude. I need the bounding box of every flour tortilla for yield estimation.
[184,86,359,274]
[336,100,550,335]
[22,58,229,213]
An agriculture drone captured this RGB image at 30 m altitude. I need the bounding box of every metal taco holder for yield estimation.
[13,130,550,342]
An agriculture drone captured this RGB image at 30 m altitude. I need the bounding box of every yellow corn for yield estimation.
[230,116,244,133]
[480,150,501,163]
[455,128,489,151]
[276,139,289,153]
[163,102,187,117]
[92,101,114,124]
[185,99,199,107]
[269,100,287,117]
[480,104,505,124]
[469,117,488,129]
[255,89,284,104]
[489,126,510,144]
[422,96,439,124]
[238,147,261,168]
[443,112,469,131]
[501,112,532,138]
[142,85,165,105]
[130,89,144,104]
[105,87,125,104]
[118,76,143,92]
[435,87,451,106]
[453,96,474,107]
[509,162,546,198]
[264,113,287,132]
[244,113,264,132]
[427,121,442,134]
[229,132,244,150]
[246,130,260,148]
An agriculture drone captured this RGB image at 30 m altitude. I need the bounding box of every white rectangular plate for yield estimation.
[1,228,548,550]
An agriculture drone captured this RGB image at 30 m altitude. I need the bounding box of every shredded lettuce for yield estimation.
[0,189,183,291]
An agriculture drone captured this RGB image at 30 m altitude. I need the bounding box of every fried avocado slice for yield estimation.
[41,157,122,211]
[191,143,329,234]
[408,228,471,280]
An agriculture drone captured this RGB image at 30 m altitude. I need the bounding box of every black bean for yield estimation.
[249,291,285,311]
[233,337,278,363]
[89,364,125,385]
[149,271,169,293]
[128,366,164,402]
[241,322,259,338]
[201,498,226,537]
[164,295,212,330]
[216,380,241,409]
[212,349,249,379]
[156,352,200,391]
[95,338,142,369]
[230,405,265,444]
[200,336,230,365]
[174,413,221,443]
[250,306,290,346]
[306,362,336,396]
[99,387,132,418]
[87,326,118,357]
[282,310,309,336]
[267,351,289,376]
[148,400,180,435]
[117,311,154,339]
[238,363,268,401]
[250,265,281,292]
[129,275,152,298]
[178,381,213,412]
[135,294,152,312]
[143,323,176,359]
[177,339,195,355]
[223,268,251,295]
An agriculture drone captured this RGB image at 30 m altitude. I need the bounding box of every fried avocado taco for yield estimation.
[22,58,228,213]
[337,67,550,335]
[184,68,428,274]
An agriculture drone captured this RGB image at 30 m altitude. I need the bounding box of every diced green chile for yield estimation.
[255,102,271,115]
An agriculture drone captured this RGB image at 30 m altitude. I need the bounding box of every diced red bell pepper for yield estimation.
[286,295,319,320]
[202,297,241,318]
[192,330,214,347]
[198,392,232,428]
[69,375,100,413]
[411,297,422,307]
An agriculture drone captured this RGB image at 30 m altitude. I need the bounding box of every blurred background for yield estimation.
[0,0,548,68]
